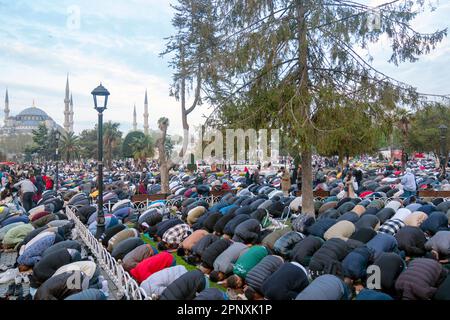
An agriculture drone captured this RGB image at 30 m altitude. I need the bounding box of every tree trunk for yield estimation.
[158,127,170,194]
[179,45,189,158]
[296,0,314,216]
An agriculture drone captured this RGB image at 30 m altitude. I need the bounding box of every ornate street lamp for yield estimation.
[91,83,110,239]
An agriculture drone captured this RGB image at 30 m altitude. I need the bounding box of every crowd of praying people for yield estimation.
[0,155,449,300]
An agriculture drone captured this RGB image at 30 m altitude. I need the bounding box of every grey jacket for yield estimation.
[213,242,248,274]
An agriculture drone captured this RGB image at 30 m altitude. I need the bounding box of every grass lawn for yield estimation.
[141,234,227,292]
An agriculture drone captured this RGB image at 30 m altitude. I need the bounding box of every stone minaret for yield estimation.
[4,88,9,126]
[63,74,71,132]
[143,90,149,135]
[133,104,137,131]
[69,93,74,132]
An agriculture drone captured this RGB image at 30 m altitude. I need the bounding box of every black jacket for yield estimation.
[191,234,219,257]
[395,226,427,257]
[223,214,250,237]
[201,238,232,269]
[156,219,184,239]
[245,255,283,293]
[232,219,261,244]
[202,212,222,233]
[308,238,351,278]
[34,271,85,300]
[213,213,236,235]
[291,235,324,265]
[32,248,79,286]
[262,262,309,300]
[159,270,206,300]
[111,237,144,261]
[100,223,126,246]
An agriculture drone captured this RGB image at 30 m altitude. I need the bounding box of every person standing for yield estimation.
[14,177,37,212]
[281,167,291,196]
[401,168,417,198]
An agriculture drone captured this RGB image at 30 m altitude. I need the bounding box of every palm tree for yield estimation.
[103,122,122,169]
[130,134,155,169]
[60,131,81,162]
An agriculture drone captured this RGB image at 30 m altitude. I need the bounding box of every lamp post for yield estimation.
[439,124,448,179]
[91,83,110,239]
[54,130,61,192]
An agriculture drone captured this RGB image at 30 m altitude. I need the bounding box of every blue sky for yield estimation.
[0,0,449,135]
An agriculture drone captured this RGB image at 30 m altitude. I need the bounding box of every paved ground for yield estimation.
[0,245,121,300]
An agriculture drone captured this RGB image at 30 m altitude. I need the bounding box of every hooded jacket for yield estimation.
[213,242,248,274]
[130,252,175,283]
[295,274,348,300]
[273,231,305,257]
[372,252,405,295]
[394,226,427,257]
[366,233,399,260]
[308,238,351,278]
[245,255,284,293]
[424,231,450,258]
[395,258,445,300]
[291,235,324,266]
[159,269,206,300]
[232,219,261,244]
[122,243,156,271]
[341,246,373,279]
[262,262,309,300]
[201,238,232,269]
[140,265,188,297]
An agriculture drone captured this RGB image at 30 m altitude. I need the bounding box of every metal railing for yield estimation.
[66,205,149,300]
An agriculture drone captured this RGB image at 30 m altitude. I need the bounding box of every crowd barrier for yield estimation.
[66,205,149,300]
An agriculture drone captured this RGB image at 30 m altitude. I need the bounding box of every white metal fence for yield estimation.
[66,205,149,300]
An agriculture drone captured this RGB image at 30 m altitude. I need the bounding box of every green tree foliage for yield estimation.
[103,121,123,169]
[407,103,450,160]
[78,128,98,159]
[60,131,81,162]
[162,0,220,157]
[122,131,146,158]
[129,134,155,169]
[197,0,446,215]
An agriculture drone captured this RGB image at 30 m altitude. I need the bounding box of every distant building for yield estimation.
[1,75,73,136]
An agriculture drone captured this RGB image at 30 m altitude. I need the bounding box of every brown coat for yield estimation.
[281,171,291,193]
[180,229,209,251]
